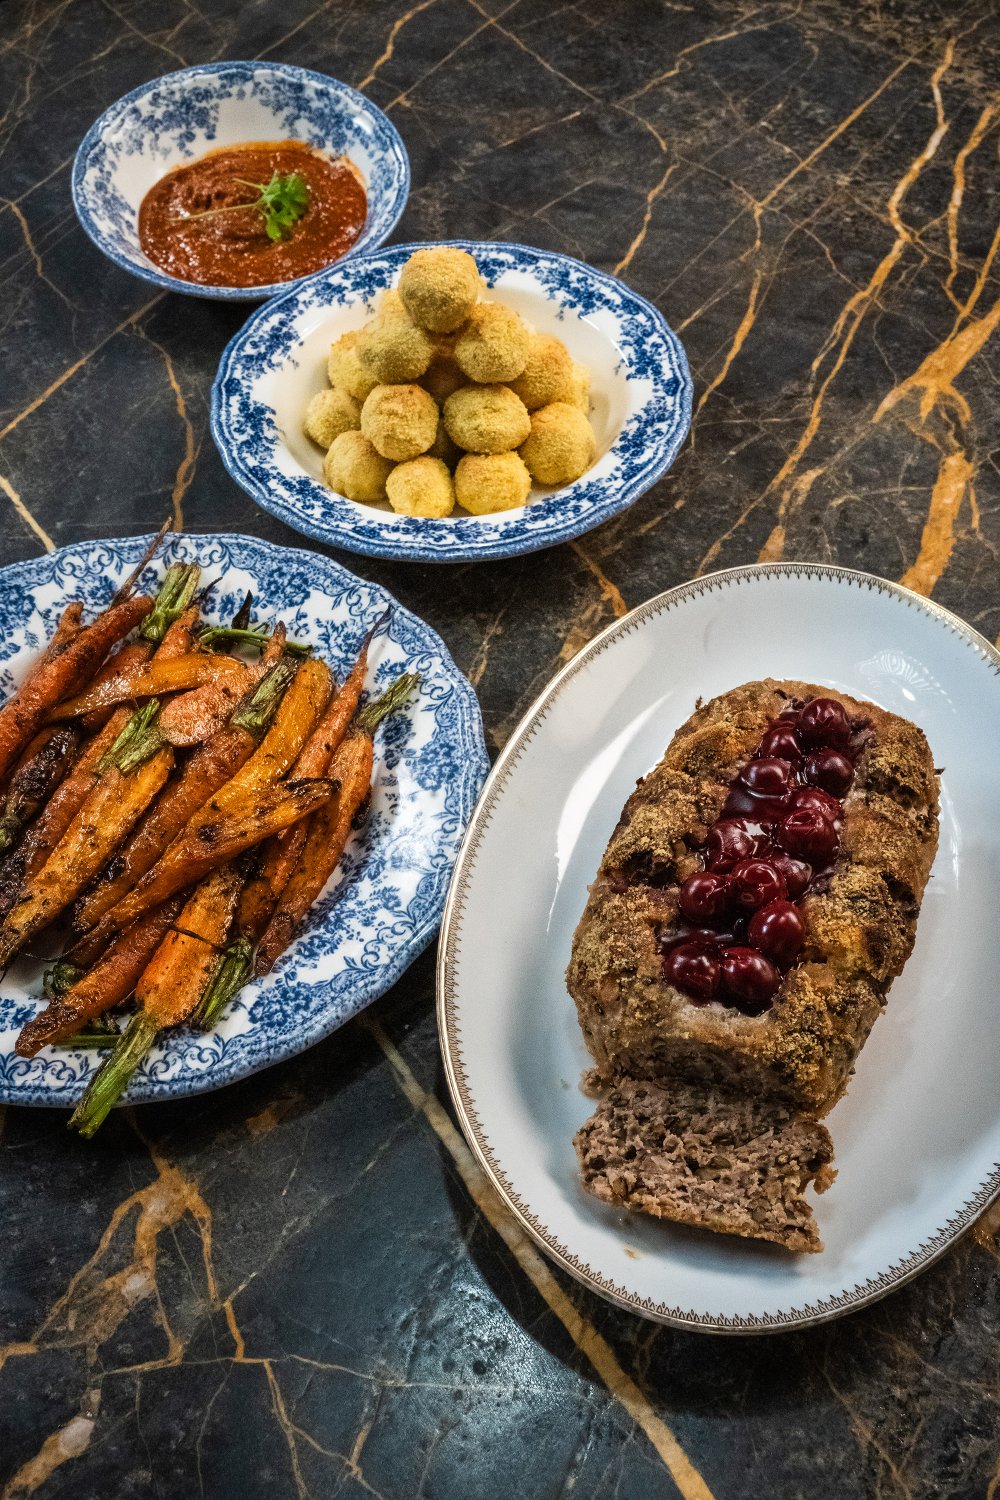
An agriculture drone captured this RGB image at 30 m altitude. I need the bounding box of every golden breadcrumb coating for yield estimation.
[303,387,361,449]
[386,456,456,518]
[323,430,393,503]
[519,401,597,484]
[398,247,483,333]
[443,384,531,454]
[455,452,532,515]
[358,294,434,383]
[327,330,379,402]
[360,384,439,461]
[508,332,574,410]
[454,302,530,383]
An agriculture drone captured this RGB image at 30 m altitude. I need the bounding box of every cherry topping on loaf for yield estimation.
[756,723,803,763]
[720,947,781,1011]
[728,859,787,912]
[663,941,720,1001]
[748,900,805,965]
[659,693,867,1014]
[797,696,851,750]
[778,806,839,864]
[804,748,853,796]
[678,871,731,923]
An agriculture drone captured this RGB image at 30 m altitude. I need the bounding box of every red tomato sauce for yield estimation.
[138,140,367,288]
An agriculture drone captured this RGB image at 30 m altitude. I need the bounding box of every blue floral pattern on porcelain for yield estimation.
[0,534,487,1107]
[72,62,410,301]
[210,240,693,561]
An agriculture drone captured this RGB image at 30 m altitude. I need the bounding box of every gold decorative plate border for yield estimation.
[436,562,1000,1334]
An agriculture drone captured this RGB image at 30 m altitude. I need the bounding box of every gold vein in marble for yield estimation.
[131,325,197,530]
[3,1391,101,1498]
[358,0,440,90]
[366,1019,716,1500]
[0,473,54,551]
[942,100,999,305]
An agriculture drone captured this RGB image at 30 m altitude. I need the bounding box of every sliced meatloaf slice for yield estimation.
[575,1077,836,1253]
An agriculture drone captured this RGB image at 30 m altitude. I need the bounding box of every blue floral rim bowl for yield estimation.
[71,61,410,301]
[0,533,487,1108]
[210,240,693,561]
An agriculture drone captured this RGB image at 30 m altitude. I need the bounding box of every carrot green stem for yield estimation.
[199,625,311,659]
[42,959,85,1001]
[194,936,253,1030]
[97,700,163,775]
[140,563,202,642]
[230,661,297,739]
[68,1010,159,1137]
[354,674,420,736]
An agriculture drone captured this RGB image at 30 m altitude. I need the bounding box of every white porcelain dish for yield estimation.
[72,62,409,300]
[438,564,1000,1332]
[211,240,692,562]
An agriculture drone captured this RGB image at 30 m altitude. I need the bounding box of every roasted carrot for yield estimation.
[0,594,152,780]
[15,897,185,1057]
[0,704,174,967]
[49,652,250,721]
[235,617,385,940]
[254,675,418,976]
[79,777,337,943]
[206,656,331,818]
[158,622,288,747]
[71,662,295,939]
[0,726,79,856]
[39,603,84,663]
[69,869,242,1137]
[78,641,153,732]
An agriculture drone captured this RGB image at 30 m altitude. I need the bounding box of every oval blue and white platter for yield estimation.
[72,61,410,300]
[0,533,487,1107]
[211,240,693,562]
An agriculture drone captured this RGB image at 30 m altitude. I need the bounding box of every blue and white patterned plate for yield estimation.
[72,62,410,301]
[211,241,693,562]
[0,533,487,1108]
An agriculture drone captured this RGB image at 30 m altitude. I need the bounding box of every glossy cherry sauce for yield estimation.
[659,696,871,1016]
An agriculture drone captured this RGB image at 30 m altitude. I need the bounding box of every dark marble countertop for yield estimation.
[2,2,999,1496]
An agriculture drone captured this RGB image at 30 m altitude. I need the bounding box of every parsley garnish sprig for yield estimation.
[176,171,310,242]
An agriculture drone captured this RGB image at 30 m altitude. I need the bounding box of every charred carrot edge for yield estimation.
[156,626,288,747]
[68,869,243,1135]
[0,726,78,857]
[71,662,296,940]
[0,594,153,781]
[15,898,185,1057]
[49,652,249,722]
[254,674,418,976]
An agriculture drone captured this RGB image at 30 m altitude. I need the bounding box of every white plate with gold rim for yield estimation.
[437,564,1000,1332]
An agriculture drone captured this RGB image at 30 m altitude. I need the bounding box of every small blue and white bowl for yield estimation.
[72,61,410,301]
[211,240,693,563]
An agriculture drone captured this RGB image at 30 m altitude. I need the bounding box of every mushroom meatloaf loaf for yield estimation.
[568,680,939,1117]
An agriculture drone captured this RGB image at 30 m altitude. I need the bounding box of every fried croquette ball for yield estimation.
[421,353,466,403]
[360,384,439,462]
[327,330,379,403]
[519,401,597,485]
[303,387,361,449]
[443,384,531,454]
[508,333,574,411]
[323,431,393,504]
[454,302,529,383]
[398,248,483,333]
[567,360,591,412]
[386,456,456,518]
[358,297,433,384]
[455,452,532,515]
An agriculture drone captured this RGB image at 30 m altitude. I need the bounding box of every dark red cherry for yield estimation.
[797,697,850,751]
[720,785,757,819]
[777,807,839,864]
[804,748,853,797]
[678,871,731,924]
[741,758,796,797]
[729,859,788,912]
[790,786,842,823]
[748,900,805,966]
[663,941,721,1002]
[769,853,812,899]
[705,819,756,871]
[756,724,803,763]
[720,947,781,1013]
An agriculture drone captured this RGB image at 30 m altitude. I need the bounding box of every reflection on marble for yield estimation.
[1,0,999,1495]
